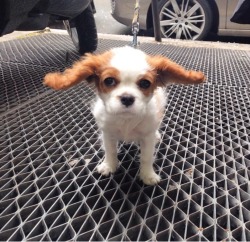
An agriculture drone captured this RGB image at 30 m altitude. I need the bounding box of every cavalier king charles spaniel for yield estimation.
[44,46,205,185]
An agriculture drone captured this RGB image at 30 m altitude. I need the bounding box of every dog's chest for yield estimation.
[107,118,147,142]
[92,97,161,142]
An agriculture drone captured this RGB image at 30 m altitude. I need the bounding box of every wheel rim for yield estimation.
[159,0,206,40]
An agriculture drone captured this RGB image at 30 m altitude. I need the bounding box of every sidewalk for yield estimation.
[0,31,250,241]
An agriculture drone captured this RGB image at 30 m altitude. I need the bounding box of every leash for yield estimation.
[131,0,140,48]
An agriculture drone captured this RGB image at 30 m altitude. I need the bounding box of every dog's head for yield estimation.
[44,46,205,115]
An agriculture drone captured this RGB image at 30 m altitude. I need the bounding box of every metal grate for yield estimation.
[0,33,250,241]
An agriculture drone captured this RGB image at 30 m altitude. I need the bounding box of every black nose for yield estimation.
[120,95,135,107]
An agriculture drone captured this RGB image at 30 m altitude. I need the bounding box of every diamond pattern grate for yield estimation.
[0,33,250,241]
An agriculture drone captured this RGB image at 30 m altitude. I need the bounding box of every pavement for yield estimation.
[0,2,250,240]
[1,30,250,241]
[2,24,250,53]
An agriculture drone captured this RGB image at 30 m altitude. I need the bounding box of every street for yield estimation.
[1,0,250,44]
[94,0,131,35]
[93,0,250,44]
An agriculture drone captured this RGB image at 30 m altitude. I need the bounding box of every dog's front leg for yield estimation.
[97,132,118,176]
[139,133,160,185]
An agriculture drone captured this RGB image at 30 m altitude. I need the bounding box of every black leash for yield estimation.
[131,0,140,48]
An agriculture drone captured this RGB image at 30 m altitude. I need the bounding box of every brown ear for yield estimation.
[147,56,205,86]
[43,52,111,90]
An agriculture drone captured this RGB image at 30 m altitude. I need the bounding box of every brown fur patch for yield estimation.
[146,55,205,86]
[97,67,121,94]
[44,51,113,90]
[136,70,157,96]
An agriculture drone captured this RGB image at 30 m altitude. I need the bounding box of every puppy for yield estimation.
[44,46,205,185]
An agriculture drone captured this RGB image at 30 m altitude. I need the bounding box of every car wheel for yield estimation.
[158,0,212,40]
[63,5,97,54]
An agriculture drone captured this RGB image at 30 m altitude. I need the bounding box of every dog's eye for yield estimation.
[104,77,116,87]
[138,79,151,89]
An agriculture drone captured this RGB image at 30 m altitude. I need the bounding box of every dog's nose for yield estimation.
[120,95,135,107]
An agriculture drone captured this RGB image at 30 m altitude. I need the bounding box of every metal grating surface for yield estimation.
[1,34,250,241]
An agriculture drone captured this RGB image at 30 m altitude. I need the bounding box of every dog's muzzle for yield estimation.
[120,95,135,107]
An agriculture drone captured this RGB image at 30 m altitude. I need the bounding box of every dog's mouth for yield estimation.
[104,100,147,117]
[116,108,135,115]
[118,107,149,119]
[107,106,137,116]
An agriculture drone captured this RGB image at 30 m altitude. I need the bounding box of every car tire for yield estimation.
[158,0,212,40]
[63,5,97,54]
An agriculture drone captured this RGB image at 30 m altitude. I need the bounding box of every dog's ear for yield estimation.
[147,55,205,86]
[43,52,111,90]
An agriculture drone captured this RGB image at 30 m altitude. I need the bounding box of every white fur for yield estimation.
[93,46,167,185]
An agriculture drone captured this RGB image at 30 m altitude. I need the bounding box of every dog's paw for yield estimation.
[140,170,161,185]
[97,162,117,176]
